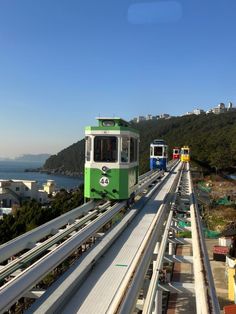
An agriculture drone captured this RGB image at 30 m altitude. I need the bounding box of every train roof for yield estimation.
[96,117,129,126]
[151,139,166,145]
[85,117,139,134]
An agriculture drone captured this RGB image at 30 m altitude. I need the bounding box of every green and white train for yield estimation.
[84,117,139,200]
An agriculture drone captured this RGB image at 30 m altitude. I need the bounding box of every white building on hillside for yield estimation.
[43,180,56,195]
[212,103,226,114]
[146,114,153,120]
[137,116,145,122]
[0,179,55,208]
[193,109,205,115]
[227,102,236,112]
[206,109,213,114]
[159,113,170,119]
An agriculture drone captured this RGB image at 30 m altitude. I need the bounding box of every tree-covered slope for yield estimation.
[135,111,236,173]
[43,140,85,176]
[43,112,236,175]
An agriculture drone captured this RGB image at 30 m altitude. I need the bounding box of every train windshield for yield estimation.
[85,136,91,161]
[154,146,163,156]
[130,137,138,162]
[121,137,129,162]
[94,136,118,162]
[174,149,179,154]
[183,149,189,154]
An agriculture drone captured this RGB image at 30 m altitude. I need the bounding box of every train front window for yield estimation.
[85,136,91,161]
[183,149,189,154]
[94,136,117,162]
[130,138,138,162]
[164,146,168,157]
[154,146,163,156]
[121,137,129,162]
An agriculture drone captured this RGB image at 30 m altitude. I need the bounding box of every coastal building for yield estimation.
[133,101,235,122]
[43,179,56,195]
[227,102,236,112]
[228,102,233,110]
[0,179,55,209]
[133,114,167,122]
[212,103,226,114]
[206,109,213,114]
[159,113,170,119]
[136,116,145,122]
[146,114,153,120]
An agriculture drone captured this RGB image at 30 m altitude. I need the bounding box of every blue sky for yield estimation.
[0,0,236,157]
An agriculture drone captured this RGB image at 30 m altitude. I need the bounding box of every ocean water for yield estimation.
[0,161,83,190]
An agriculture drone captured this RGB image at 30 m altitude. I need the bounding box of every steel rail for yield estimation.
[187,164,220,314]
[167,158,177,170]
[188,165,210,314]
[0,209,101,282]
[139,168,164,185]
[0,164,169,265]
[114,161,219,314]
[0,161,178,312]
[139,169,155,181]
[26,173,170,314]
[22,163,178,314]
[138,160,178,185]
[24,161,219,314]
[0,200,96,263]
[0,167,165,282]
[0,201,126,313]
[142,165,185,313]
[136,170,164,195]
[106,163,182,314]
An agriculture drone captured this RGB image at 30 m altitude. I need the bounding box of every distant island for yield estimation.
[13,154,51,163]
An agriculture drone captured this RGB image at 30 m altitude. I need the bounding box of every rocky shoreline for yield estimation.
[24,168,83,178]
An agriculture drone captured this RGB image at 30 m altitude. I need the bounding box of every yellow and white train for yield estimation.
[180,146,190,162]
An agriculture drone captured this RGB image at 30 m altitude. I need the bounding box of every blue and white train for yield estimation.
[150,139,168,171]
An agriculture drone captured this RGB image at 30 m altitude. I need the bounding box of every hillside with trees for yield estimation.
[44,141,85,176]
[43,112,236,175]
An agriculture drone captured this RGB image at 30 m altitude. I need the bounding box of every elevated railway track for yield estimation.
[0,163,172,313]
[0,165,167,283]
[0,161,220,313]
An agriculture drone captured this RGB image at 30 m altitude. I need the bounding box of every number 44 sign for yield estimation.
[99,176,109,187]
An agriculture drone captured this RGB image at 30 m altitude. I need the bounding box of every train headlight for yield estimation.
[102,166,109,173]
